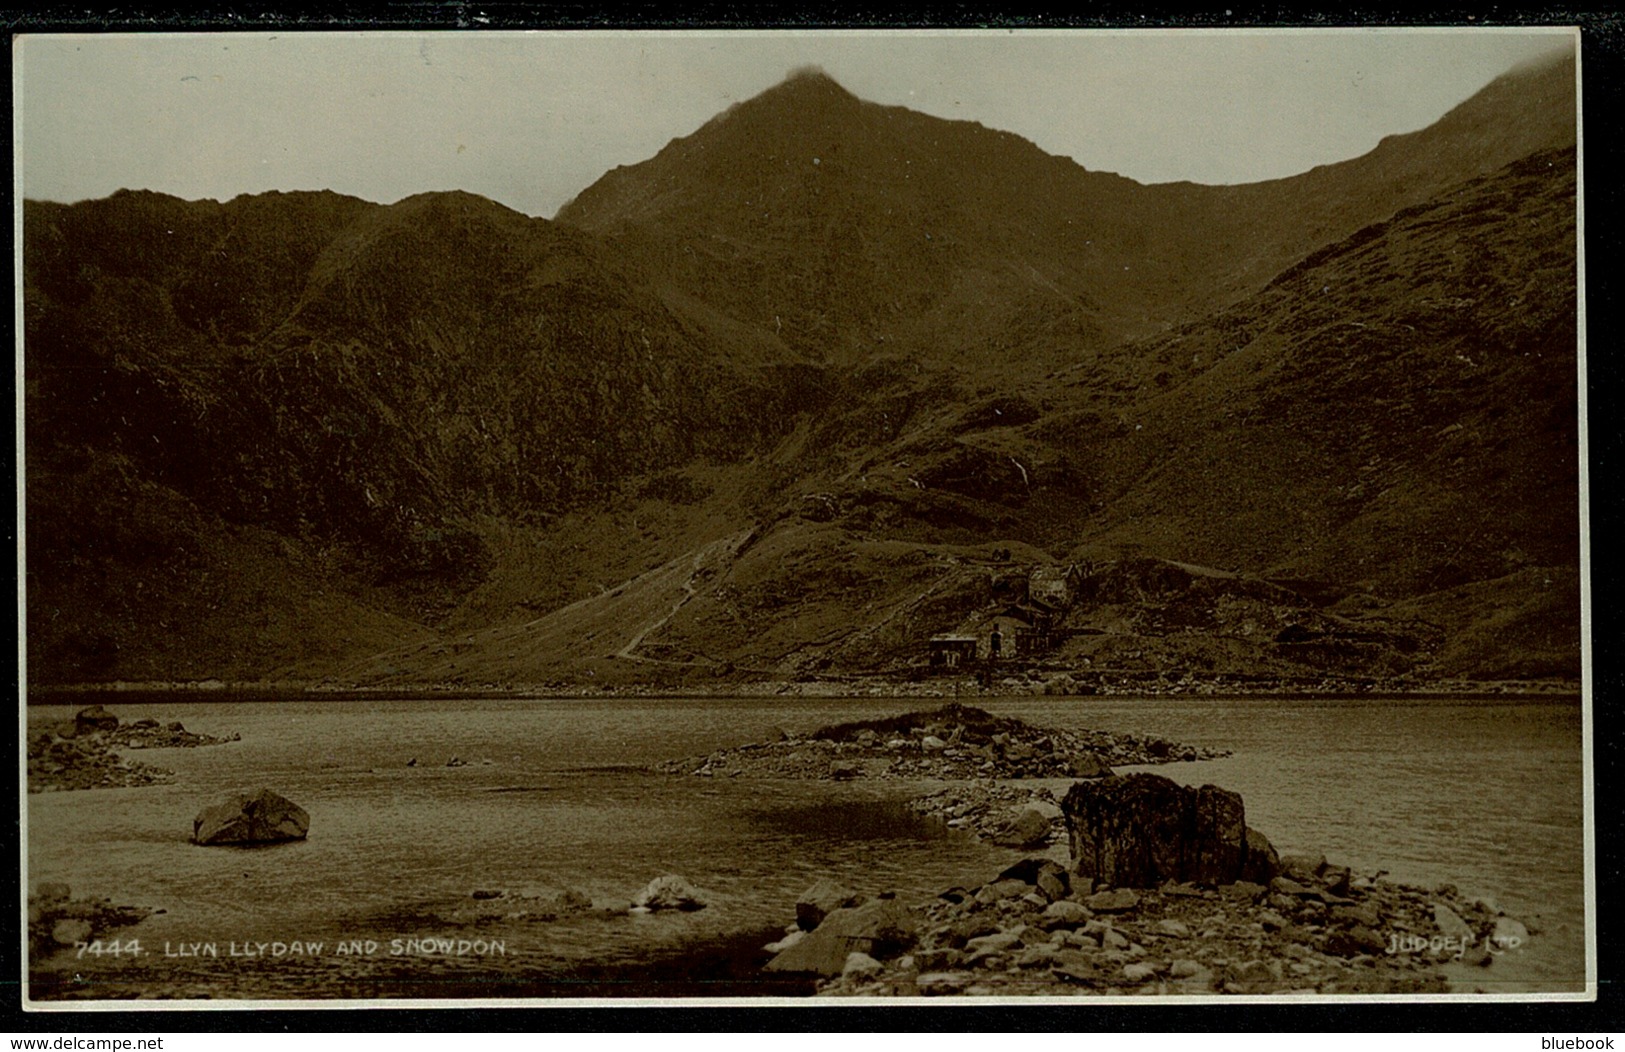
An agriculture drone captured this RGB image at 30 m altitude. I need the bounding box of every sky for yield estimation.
[15,28,1578,219]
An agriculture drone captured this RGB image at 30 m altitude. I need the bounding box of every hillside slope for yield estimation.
[24,190,820,679]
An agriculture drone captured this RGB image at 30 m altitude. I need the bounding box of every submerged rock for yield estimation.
[449,887,592,923]
[192,789,310,846]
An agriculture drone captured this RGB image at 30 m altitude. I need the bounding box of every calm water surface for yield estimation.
[25,695,1587,999]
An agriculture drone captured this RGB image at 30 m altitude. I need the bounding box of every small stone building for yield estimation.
[928,635,979,668]
[989,606,1037,658]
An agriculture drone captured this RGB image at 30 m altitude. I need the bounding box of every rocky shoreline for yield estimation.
[673,707,1542,998]
[756,774,1535,997]
[27,705,239,793]
[907,782,1070,847]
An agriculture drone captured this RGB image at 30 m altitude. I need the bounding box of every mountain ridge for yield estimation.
[22,56,1581,688]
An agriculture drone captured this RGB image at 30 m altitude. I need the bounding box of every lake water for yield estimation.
[24,694,1588,1001]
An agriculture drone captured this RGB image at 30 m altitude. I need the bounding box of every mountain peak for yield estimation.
[727,65,863,120]
[769,65,854,97]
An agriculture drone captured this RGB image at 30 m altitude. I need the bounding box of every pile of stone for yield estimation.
[27,706,238,793]
[758,774,1530,997]
[654,703,1225,782]
[27,883,152,959]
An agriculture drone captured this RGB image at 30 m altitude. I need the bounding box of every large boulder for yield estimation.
[192,789,310,845]
[1062,773,1276,888]
[992,804,1054,848]
[75,705,120,736]
[632,874,706,911]
[796,878,861,931]
[764,899,917,976]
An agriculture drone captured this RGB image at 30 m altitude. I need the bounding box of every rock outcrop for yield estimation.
[793,777,1535,995]
[1062,773,1280,888]
[804,853,1526,996]
[192,789,310,846]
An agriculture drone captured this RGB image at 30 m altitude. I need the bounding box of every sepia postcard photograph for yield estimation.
[15,25,1591,1007]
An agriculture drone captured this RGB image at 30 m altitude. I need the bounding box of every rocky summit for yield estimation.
[23,55,1578,693]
